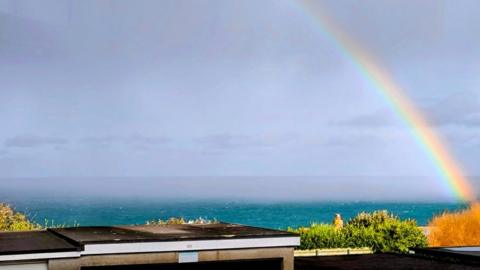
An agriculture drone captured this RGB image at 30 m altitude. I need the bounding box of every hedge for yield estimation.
[289,210,427,253]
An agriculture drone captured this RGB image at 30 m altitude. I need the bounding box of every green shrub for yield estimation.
[293,223,348,250]
[348,210,393,227]
[346,210,426,253]
[342,223,377,248]
[0,203,40,231]
[290,210,427,253]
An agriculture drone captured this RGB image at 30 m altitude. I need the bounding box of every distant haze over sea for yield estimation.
[1,176,479,202]
[1,177,475,228]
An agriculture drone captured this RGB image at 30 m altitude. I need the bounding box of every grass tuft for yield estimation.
[428,202,480,246]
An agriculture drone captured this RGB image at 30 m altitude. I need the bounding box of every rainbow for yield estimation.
[291,0,475,201]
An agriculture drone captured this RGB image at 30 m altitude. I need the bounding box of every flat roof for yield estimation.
[50,223,294,244]
[0,230,79,255]
[443,247,480,257]
[0,223,299,261]
[411,247,480,266]
[295,254,480,270]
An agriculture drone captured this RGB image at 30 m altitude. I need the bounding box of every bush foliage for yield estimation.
[0,203,40,231]
[290,210,427,253]
[293,224,347,249]
[428,203,480,246]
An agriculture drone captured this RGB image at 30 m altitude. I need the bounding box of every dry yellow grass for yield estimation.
[428,203,480,246]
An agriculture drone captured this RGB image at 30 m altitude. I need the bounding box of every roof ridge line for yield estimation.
[47,228,84,251]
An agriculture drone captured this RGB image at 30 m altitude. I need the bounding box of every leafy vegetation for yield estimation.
[0,203,40,231]
[290,210,427,253]
[292,223,347,249]
[346,210,427,253]
[428,203,480,246]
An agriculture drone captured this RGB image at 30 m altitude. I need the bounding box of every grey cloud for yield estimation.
[334,91,480,128]
[80,134,170,146]
[80,135,119,145]
[443,130,480,147]
[125,134,170,145]
[196,134,266,150]
[196,134,296,150]
[324,133,386,147]
[333,110,395,127]
[427,91,480,126]
[0,11,60,62]
[4,136,68,148]
[1,1,480,179]
[464,114,480,125]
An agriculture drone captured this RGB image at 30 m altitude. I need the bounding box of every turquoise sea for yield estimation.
[3,197,468,229]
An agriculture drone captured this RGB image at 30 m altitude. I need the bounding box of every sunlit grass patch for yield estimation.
[428,203,480,246]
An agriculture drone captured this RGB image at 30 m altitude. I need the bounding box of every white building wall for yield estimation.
[0,263,47,270]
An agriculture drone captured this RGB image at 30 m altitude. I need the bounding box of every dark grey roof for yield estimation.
[412,247,480,265]
[0,223,297,255]
[50,223,296,244]
[0,230,79,255]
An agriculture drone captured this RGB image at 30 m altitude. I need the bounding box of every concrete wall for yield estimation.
[49,247,294,270]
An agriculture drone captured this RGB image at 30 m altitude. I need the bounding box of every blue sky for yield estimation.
[0,0,479,194]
